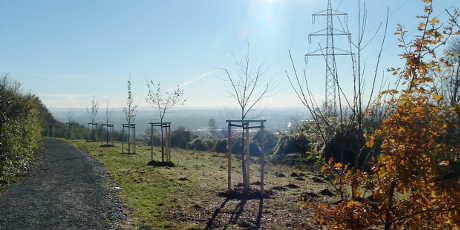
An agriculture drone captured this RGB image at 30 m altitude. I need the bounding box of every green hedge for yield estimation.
[0,74,43,184]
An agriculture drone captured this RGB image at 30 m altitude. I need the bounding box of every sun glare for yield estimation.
[237,0,290,41]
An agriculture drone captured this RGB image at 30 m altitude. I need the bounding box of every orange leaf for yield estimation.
[439,161,450,166]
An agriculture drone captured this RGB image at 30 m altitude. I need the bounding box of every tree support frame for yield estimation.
[122,124,136,154]
[226,119,266,196]
[149,122,171,162]
[101,124,114,147]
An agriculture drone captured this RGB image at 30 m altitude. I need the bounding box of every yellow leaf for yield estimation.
[397,100,407,106]
[429,17,440,25]
[418,22,425,30]
[422,0,431,3]
[346,200,359,208]
[366,137,375,148]
[334,162,343,169]
[433,94,443,101]
[412,107,422,113]
[430,190,436,198]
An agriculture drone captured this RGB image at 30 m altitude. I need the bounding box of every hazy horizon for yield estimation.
[51,105,313,135]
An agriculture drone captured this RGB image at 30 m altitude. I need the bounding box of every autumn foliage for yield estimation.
[306,1,460,229]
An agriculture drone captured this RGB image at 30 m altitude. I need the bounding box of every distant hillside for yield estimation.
[35,99,88,139]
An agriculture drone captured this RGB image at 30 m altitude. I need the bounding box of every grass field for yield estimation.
[69,139,336,229]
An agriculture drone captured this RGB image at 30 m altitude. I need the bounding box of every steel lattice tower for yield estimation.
[306,0,352,115]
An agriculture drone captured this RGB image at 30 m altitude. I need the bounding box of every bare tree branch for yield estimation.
[86,95,99,124]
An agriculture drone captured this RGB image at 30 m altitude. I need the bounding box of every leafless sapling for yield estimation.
[86,96,99,141]
[103,99,115,146]
[224,42,277,195]
[65,102,73,139]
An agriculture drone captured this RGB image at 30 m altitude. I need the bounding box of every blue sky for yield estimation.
[1,0,458,111]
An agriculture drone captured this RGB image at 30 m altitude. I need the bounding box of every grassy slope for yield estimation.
[69,139,336,229]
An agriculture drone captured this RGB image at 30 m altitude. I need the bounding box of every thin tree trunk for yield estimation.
[245,122,250,190]
[228,123,232,194]
[161,119,165,162]
[241,120,248,195]
[106,123,109,146]
[128,126,131,154]
[385,181,396,230]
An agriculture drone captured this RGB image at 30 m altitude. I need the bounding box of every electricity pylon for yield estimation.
[306,0,352,115]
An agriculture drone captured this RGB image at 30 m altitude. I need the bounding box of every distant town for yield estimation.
[51,107,312,137]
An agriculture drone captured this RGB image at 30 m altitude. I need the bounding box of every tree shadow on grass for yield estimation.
[206,188,268,229]
[146,160,176,167]
[256,198,264,229]
[205,197,230,229]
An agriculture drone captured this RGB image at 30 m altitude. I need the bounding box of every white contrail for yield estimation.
[177,65,225,89]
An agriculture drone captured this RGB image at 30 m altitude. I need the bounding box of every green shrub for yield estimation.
[0,74,43,184]
[252,129,279,155]
[171,126,197,149]
[186,138,209,151]
[323,122,377,169]
[273,133,311,159]
[213,139,228,153]
[203,138,217,151]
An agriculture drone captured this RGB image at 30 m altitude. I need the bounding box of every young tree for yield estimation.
[85,96,99,141]
[123,77,138,153]
[65,102,73,123]
[65,102,73,139]
[103,99,114,146]
[224,42,277,195]
[308,1,460,228]
[146,81,186,161]
[123,77,138,124]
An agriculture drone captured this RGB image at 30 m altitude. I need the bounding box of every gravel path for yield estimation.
[0,138,126,229]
